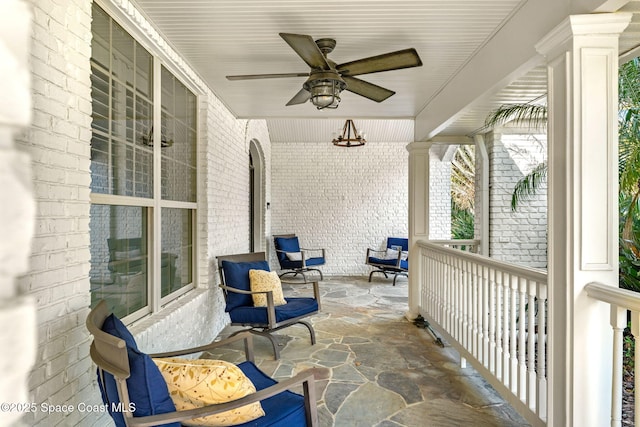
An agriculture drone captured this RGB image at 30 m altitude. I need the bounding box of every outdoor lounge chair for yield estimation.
[217,252,321,360]
[86,300,318,426]
[365,237,409,286]
[273,234,325,281]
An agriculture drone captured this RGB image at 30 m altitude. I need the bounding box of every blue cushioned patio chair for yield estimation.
[87,300,318,427]
[273,234,326,282]
[365,237,409,286]
[217,252,321,360]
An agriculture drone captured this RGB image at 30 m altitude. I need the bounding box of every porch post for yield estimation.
[405,141,432,320]
[0,1,37,425]
[536,13,631,427]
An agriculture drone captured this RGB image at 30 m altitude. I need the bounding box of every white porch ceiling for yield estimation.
[130,0,640,141]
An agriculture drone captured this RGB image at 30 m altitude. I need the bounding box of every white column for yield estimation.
[0,1,36,426]
[406,141,432,320]
[536,13,631,427]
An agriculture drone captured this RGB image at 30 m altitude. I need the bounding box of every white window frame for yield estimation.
[90,1,201,322]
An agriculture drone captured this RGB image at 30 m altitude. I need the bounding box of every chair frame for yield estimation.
[87,300,318,427]
[273,234,325,282]
[365,239,409,286]
[217,252,321,360]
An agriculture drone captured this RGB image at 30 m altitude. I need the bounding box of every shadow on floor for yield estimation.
[204,276,530,427]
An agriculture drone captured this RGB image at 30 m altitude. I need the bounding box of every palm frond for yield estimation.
[450,145,476,211]
[510,162,548,211]
[484,103,547,130]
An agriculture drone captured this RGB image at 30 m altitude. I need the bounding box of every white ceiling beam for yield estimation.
[414,0,574,141]
[414,0,633,142]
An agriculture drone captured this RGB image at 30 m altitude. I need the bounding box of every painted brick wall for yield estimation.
[486,130,547,268]
[270,141,408,275]
[13,1,94,425]
[430,157,452,239]
[10,1,272,425]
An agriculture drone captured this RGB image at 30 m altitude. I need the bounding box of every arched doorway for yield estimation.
[249,140,265,252]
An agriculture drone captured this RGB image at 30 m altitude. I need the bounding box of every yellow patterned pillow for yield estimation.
[248,269,287,307]
[153,358,265,426]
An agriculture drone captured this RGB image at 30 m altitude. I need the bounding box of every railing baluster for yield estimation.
[518,277,527,402]
[453,255,460,342]
[489,268,497,374]
[509,273,518,394]
[537,282,547,420]
[527,279,537,412]
[502,272,511,387]
[610,305,625,427]
[464,259,471,353]
[472,261,479,361]
[495,270,503,380]
[483,265,490,369]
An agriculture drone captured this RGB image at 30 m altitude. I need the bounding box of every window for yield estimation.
[89,4,197,319]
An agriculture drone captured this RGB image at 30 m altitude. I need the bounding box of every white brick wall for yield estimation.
[270,141,408,275]
[10,1,273,425]
[13,1,94,425]
[486,130,547,268]
[430,157,452,239]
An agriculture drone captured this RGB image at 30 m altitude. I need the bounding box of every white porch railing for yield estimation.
[418,240,548,427]
[585,282,640,427]
[429,239,480,253]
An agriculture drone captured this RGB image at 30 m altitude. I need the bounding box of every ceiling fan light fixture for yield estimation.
[304,72,346,110]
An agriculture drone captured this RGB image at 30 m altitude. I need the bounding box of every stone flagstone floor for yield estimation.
[204,276,530,427]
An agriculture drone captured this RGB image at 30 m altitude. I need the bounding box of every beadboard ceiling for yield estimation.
[130,0,640,140]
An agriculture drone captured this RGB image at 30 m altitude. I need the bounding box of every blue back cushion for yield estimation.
[274,237,301,262]
[221,260,270,311]
[99,314,179,427]
[387,237,409,252]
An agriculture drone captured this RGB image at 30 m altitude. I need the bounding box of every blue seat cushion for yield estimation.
[274,237,301,263]
[229,297,319,325]
[236,361,307,426]
[278,256,325,270]
[99,314,178,427]
[222,260,271,311]
[368,257,408,271]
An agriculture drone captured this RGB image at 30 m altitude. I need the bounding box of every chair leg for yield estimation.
[297,320,316,345]
[308,268,323,280]
[228,329,281,360]
[392,272,408,286]
[368,269,388,282]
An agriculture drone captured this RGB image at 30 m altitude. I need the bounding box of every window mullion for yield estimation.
[151,55,162,312]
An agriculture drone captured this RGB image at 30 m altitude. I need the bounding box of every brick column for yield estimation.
[0,1,36,425]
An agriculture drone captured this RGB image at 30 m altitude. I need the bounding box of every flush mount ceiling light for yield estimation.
[227,33,422,110]
[332,120,366,147]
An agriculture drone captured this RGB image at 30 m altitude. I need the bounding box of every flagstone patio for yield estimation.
[204,276,530,427]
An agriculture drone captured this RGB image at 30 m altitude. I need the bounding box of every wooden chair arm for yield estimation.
[149,330,255,362]
[126,369,317,427]
[218,285,277,328]
[219,284,270,296]
[366,248,386,256]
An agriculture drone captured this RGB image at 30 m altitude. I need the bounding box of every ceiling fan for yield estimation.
[226,33,423,110]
